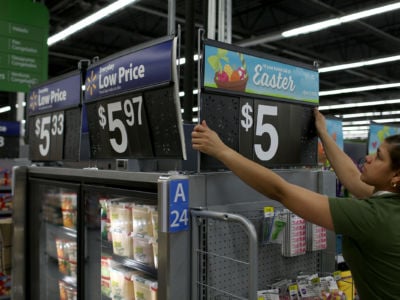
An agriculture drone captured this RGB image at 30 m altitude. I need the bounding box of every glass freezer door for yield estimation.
[28,179,80,300]
[83,185,158,300]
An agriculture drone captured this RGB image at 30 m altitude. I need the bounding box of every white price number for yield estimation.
[34,113,64,157]
[241,103,278,161]
[98,96,143,153]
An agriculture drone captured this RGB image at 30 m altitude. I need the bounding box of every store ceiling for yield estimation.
[39,0,400,127]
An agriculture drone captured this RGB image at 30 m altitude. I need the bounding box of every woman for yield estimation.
[191,108,400,299]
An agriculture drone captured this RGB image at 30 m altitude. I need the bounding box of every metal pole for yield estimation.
[183,0,195,122]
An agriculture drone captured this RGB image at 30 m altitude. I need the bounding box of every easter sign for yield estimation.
[203,42,319,104]
[200,40,319,169]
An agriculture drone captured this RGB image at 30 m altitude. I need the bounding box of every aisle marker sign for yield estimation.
[168,179,189,232]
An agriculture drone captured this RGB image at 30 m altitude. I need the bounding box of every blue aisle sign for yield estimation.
[168,179,189,232]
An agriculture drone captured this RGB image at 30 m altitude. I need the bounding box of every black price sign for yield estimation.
[200,93,317,169]
[30,112,64,160]
[83,37,186,160]
[86,92,153,158]
[27,72,82,161]
[200,40,319,170]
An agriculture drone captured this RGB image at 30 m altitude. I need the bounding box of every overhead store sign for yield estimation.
[0,0,48,92]
[84,40,173,102]
[27,73,81,115]
[203,41,319,104]
[27,71,84,161]
[83,37,186,160]
[200,40,319,169]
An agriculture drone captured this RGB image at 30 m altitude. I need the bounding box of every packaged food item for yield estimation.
[56,238,65,258]
[59,280,68,300]
[150,239,158,269]
[62,210,76,229]
[58,257,69,275]
[132,205,152,236]
[110,266,138,300]
[150,210,158,239]
[112,230,132,257]
[132,235,154,266]
[60,192,77,210]
[133,274,157,300]
[110,203,133,232]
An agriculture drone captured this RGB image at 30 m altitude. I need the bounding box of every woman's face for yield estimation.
[360,141,397,191]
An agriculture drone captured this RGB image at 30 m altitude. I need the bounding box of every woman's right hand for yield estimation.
[314,108,327,137]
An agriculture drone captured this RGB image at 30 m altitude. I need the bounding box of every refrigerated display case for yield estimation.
[13,166,197,300]
[12,166,337,300]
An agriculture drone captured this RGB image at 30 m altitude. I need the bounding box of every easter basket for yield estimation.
[214,74,248,92]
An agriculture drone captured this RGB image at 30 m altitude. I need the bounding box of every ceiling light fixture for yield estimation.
[48,0,138,46]
[319,82,400,96]
[319,54,400,73]
[319,98,400,110]
[282,2,400,37]
[0,106,11,114]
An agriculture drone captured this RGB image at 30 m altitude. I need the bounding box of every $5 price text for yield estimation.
[241,102,278,161]
[97,96,143,154]
[34,112,64,157]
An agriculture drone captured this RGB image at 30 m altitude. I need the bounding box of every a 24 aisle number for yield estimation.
[34,112,64,157]
[241,102,278,161]
[97,96,143,154]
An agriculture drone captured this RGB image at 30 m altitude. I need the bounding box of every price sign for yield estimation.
[168,178,189,232]
[200,94,317,169]
[84,37,186,160]
[27,72,83,161]
[200,40,318,169]
[30,112,64,160]
[85,92,153,158]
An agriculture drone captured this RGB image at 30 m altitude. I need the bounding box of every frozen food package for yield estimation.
[110,266,139,300]
[132,205,152,236]
[132,234,154,266]
[110,202,133,232]
[112,230,132,257]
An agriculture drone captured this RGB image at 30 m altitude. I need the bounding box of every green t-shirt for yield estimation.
[329,193,400,300]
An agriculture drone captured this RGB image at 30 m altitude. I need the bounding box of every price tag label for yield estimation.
[168,178,189,232]
[85,92,153,158]
[31,112,64,160]
[201,95,317,169]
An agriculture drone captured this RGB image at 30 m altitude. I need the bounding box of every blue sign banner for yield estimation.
[84,39,173,102]
[203,43,319,104]
[368,123,400,154]
[168,178,189,233]
[0,121,20,136]
[27,72,81,116]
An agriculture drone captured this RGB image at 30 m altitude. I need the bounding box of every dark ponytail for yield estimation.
[385,134,400,170]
